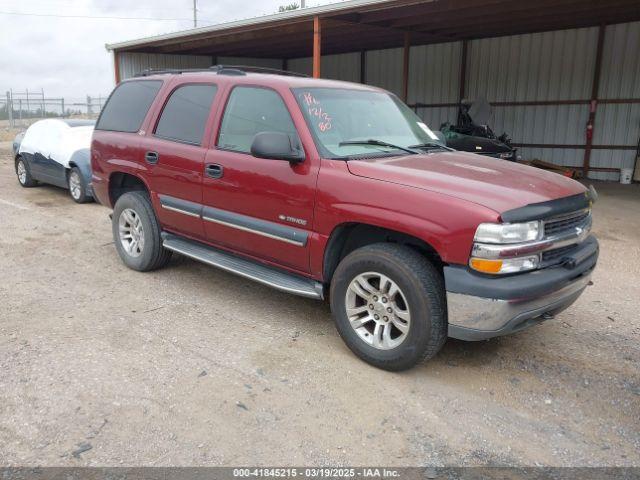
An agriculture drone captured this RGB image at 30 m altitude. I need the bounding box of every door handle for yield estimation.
[205,163,224,179]
[145,151,159,164]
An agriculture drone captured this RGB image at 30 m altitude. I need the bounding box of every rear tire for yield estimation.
[15,157,37,187]
[68,167,91,204]
[330,243,447,371]
[112,191,171,272]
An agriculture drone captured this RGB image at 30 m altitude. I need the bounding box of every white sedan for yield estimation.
[14,119,95,203]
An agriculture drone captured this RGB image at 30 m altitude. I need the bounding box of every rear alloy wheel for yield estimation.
[118,208,145,258]
[112,191,171,272]
[16,158,37,187]
[68,167,90,203]
[330,243,447,371]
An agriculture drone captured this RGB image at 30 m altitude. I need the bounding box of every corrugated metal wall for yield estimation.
[118,53,286,79]
[467,27,600,175]
[118,52,212,80]
[408,42,461,130]
[288,53,361,82]
[591,21,640,180]
[365,48,404,97]
[118,21,640,180]
[466,28,598,101]
[217,56,284,69]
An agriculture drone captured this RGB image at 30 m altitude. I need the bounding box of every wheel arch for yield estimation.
[67,149,92,182]
[15,152,28,166]
[15,153,32,175]
[108,171,150,207]
[14,154,25,173]
[322,223,445,285]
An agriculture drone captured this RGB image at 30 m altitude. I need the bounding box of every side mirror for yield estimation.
[250,132,304,163]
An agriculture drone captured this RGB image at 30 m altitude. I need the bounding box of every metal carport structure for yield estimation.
[106,0,640,180]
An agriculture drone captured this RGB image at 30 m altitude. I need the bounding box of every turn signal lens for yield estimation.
[469,258,503,274]
[470,255,540,275]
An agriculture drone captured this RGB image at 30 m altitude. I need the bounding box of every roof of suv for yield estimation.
[135,69,383,93]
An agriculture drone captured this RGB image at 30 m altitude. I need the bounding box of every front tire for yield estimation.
[15,157,37,187]
[68,167,91,203]
[112,191,171,272]
[330,243,447,371]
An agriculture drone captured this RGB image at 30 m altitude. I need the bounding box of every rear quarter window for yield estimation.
[96,80,162,133]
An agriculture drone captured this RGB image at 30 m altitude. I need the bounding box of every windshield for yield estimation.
[293,87,443,159]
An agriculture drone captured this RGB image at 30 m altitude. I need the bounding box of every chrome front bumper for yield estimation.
[445,236,598,341]
[447,272,591,340]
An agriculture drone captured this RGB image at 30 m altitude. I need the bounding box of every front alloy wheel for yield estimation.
[330,243,447,371]
[17,161,27,184]
[16,158,36,187]
[346,272,410,350]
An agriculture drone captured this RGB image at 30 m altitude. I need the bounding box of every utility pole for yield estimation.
[193,0,197,28]
[301,0,306,7]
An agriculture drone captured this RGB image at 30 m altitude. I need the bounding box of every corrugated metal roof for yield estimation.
[106,0,395,51]
[107,0,640,59]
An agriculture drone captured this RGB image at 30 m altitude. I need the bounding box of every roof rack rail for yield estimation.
[136,65,308,78]
[217,65,309,77]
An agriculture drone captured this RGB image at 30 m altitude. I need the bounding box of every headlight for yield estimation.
[474,221,541,244]
[470,222,543,274]
[469,255,539,275]
[499,152,513,159]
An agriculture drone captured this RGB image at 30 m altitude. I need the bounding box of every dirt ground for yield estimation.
[0,145,638,467]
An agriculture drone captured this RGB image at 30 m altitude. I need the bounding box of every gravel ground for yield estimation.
[0,146,638,467]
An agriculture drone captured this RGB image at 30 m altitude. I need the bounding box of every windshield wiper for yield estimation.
[408,142,454,152]
[338,139,419,154]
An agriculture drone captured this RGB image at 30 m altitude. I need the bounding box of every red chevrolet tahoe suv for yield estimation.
[91,66,598,371]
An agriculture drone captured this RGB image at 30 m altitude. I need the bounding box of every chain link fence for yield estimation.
[1,89,107,129]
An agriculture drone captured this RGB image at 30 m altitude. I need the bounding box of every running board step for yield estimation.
[161,233,324,300]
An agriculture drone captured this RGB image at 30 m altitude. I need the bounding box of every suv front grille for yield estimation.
[543,210,590,237]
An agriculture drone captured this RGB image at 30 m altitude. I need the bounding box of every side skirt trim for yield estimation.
[161,232,323,299]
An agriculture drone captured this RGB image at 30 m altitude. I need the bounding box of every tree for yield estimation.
[278,2,300,12]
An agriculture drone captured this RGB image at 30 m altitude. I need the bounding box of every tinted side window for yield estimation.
[218,87,297,153]
[96,80,162,133]
[155,84,218,145]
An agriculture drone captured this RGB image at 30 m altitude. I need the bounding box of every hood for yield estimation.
[346,151,586,215]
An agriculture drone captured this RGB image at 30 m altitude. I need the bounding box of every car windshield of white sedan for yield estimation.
[293,88,443,159]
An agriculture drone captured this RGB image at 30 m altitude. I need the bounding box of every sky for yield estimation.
[0,0,338,102]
